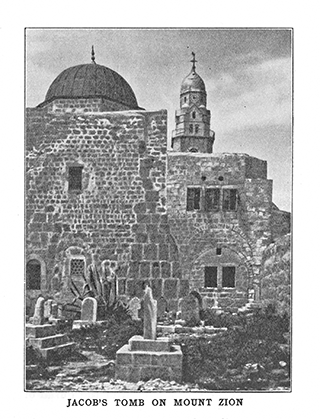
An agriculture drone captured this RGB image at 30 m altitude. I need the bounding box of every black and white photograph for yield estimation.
[24,28,292,393]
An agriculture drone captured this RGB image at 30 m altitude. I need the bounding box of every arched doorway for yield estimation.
[26,259,41,290]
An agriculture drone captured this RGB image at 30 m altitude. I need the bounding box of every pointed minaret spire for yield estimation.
[191,52,197,72]
[91,45,96,64]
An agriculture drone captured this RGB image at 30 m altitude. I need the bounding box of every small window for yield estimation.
[216,248,222,255]
[195,124,199,134]
[192,111,196,119]
[205,188,220,212]
[184,97,187,103]
[222,266,235,288]
[189,148,198,153]
[26,260,41,290]
[222,189,237,211]
[68,166,83,191]
[189,124,193,134]
[187,187,201,211]
[70,258,85,276]
[204,266,217,288]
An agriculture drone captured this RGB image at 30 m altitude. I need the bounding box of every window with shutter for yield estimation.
[187,187,201,211]
[204,266,218,287]
[222,266,236,287]
[204,188,220,211]
[222,189,237,211]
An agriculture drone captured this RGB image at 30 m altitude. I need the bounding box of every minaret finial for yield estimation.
[191,52,197,72]
[91,45,96,64]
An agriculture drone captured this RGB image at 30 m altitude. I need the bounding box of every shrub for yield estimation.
[174,309,290,390]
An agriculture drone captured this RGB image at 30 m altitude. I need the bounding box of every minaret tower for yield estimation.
[171,53,215,153]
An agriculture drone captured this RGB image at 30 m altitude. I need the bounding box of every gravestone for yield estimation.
[178,293,200,324]
[31,296,45,325]
[81,297,97,322]
[143,286,157,340]
[51,302,58,318]
[44,299,53,319]
[128,297,141,321]
[157,296,167,320]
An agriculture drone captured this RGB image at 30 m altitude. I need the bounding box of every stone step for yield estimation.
[38,342,76,361]
[26,324,57,338]
[28,333,69,349]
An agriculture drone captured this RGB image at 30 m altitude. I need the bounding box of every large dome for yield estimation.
[42,63,140,109]
[181,70,206,94]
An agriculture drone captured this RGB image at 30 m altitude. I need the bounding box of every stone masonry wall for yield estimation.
[38,97,136,113]
[167,152,273,307]
[259,234,291,316]
[26,108,182,312]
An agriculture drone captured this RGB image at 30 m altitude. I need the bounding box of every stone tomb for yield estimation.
[115,286,183,382]
[26,323,75,361]
[178,293,200,324]
[72,297,98,329]
[128,297,141,321]
[29,296,45,325]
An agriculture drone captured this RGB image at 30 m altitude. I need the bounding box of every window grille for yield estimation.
[70,259,85,276]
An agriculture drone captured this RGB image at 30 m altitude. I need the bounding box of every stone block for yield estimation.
[116,344,133,364]
[158,244,169,260]
[39,342,76,361]
[131,244,142,260]
[132,352,152,365]
[163,279,178,299]
[161,261,171,279]
[140,262,150,278]
[143,243,158,260]
[140,366,171,382]
[128,336,171,352]
[26,324,57,338]
[115,365,141,382]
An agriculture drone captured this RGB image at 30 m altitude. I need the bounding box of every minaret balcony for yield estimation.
[172,128,214,138]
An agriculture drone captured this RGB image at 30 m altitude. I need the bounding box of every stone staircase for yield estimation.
[26,323,76,362]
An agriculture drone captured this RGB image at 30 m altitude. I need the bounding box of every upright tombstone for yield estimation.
[31,296,45,325]
[179,293,200,324]
[44,299,53,319]
[81,297,98,322]
[128,297,141,321]
[157,296,168,320]
[51,302,58,318]
[143,285,157,340]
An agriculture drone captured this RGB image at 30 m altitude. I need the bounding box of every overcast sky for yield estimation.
[26,28,292,211]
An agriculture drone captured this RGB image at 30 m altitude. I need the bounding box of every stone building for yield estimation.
[26,52,290,315]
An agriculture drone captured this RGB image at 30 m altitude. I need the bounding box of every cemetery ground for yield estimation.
[26,306,290,391]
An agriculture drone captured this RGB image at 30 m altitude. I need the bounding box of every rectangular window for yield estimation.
[222,189,237,211]
[189,124,193,133]
[205,188,220,211]
[68,166,83,191]
[187,187,201,211]
[222,266,236,287]
[70,259,85,276]
[204,266,218,288]
[195,124,199,134]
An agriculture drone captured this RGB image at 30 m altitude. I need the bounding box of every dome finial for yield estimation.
[91,45,96,64]
[191,52,197,72]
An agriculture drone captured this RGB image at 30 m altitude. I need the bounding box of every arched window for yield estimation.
[26,259,41,290]
[189,148,198,153]
[195,124,199,134]
[192,111,196,119]
[184,97,187,103]
[189,124,193,133]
